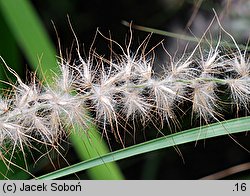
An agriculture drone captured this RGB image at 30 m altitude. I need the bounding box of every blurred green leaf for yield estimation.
[71,123,124,179]
[0,0,59,82]
[0,13,22,88]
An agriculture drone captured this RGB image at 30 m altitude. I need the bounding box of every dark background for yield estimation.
[28,0,250,179]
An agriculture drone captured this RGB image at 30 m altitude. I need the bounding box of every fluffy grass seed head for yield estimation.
[225,51,250,111]
[1,18,250,162]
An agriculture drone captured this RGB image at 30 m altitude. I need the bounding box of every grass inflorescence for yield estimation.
[0,20,250,174]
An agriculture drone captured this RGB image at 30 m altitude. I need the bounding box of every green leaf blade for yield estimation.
[38,116,250,179]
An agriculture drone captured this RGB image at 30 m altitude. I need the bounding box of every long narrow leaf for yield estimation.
[38,116,250,179]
